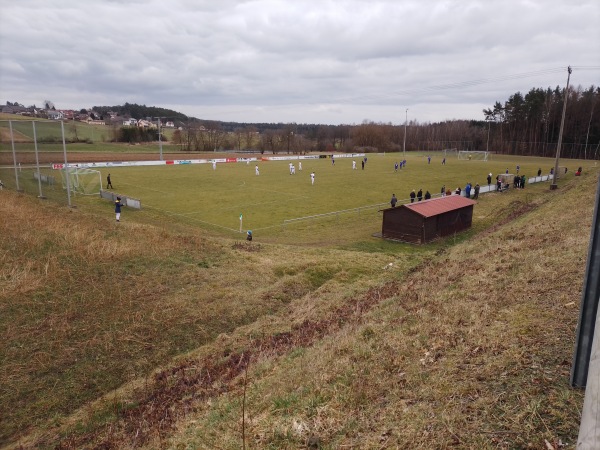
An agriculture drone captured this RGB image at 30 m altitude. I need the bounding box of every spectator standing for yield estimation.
[424,190,431,200]
[537,168,542,177]
[441,185,446,197]
[390,194,397,208]
[487,173,492,187]
[465,182,472,199]
[473,183,480,199]
[417,189,423,201]
[115,197,123,222]
[410,190,416,203]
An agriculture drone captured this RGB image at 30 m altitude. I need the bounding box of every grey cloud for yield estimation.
[0,0,598,124]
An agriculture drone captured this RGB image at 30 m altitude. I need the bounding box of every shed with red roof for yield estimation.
[382,195,476,244]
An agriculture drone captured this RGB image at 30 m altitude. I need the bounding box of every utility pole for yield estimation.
[403,108,408,158]
[551,66,572,190]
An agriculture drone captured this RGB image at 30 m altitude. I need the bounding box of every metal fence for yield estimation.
[0,119,75,206]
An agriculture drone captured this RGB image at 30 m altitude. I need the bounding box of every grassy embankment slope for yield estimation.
[1,169,597,449]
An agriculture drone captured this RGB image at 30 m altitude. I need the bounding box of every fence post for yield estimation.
[572,174,600,388]
[9,121,23,192]
[574,176,600,447]
[61,121,73,208]
[32,121,46,199]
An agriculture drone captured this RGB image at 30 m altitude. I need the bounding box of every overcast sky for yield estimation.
[1,0,598,125]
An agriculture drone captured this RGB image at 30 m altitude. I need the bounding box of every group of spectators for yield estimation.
[408,188,431,203]
[512,174,528,189]
[389,163,580,209]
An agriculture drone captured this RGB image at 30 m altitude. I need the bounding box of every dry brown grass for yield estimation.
[1,170,597,449]
[164,174,593,449]
[0,194,393,448]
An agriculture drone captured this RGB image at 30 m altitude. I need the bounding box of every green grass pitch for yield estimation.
[99,152,563,233]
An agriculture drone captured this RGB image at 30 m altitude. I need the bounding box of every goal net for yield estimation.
[458,151,490,161]
[60,168,102,195]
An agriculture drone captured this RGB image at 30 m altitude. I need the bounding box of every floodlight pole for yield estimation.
[486,119,491,153]
[403,108,408,158]
[550,66,572,190]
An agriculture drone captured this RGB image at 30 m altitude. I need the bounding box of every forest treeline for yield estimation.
[166,84,598,159]
[94,85,600,159]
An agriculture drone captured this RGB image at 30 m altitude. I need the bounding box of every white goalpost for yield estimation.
[60,168,102,195]
[458,150,490,161]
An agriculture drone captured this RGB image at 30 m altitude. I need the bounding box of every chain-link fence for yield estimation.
[0,119,78,206]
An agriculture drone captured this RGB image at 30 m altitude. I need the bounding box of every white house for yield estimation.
[137,119,156,128]
[47,110,64,120]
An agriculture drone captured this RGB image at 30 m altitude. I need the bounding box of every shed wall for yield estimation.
[436,207,473,238]
[382,204,474,244]
[382,209,424,243]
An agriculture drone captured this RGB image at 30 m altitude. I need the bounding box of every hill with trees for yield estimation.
[91,102,189,122]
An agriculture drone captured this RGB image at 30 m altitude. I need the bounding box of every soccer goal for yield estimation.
[458,150,490,161]
[60,168,102,195]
